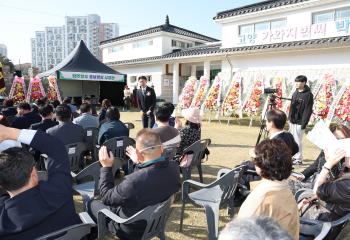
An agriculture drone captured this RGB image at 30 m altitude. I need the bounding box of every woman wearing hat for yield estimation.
[175,108,202,155]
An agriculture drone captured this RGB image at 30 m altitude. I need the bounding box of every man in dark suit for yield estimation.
[46,104,85,145]
[0,125,81,239]
[136,76,156,128]
[266,109,299,156]
[1,99,17,117]
[11,102,41,129]
[30,104,58,132]
[87,129,180,240]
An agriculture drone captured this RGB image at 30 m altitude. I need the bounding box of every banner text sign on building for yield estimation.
[238,19,350,46]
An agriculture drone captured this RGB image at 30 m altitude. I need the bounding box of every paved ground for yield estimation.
[74,110,327,240]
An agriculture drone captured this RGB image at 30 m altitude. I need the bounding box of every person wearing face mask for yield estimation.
[86,129,180,240]
[288,75,314,165]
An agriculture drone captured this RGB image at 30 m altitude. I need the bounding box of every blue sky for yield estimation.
[0,0,261,63]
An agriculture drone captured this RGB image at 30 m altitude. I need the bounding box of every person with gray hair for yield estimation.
[219,216,293,240]
[86,129,180,240]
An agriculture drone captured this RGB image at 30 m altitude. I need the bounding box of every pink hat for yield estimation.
[181,108,203,124]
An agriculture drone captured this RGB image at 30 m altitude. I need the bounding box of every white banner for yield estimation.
[59,71,124,82]
[238,19,350,46]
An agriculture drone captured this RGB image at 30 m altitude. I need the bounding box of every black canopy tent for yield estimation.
[38,40,126,106]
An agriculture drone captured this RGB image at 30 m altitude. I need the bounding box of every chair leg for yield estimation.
[227,196,235,218]
[204,204,220,240]
[197,164,204,183]
[179,202,186,232]
[182,168,191,182]
[158,230,166,240]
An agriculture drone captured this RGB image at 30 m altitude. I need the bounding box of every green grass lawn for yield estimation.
[74,110,327,240]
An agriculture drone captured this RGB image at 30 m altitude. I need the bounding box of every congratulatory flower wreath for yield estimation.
[178,76,197,109]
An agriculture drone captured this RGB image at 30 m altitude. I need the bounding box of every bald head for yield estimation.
[136,129,162,158]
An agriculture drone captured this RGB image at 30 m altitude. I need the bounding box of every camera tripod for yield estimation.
[256,95,277,145]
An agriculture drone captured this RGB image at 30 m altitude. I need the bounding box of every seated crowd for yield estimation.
[0,96,349,240]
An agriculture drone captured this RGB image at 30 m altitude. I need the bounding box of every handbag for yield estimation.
[179,154,193,167]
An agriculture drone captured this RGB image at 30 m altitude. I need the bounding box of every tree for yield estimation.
[0,54,15,73]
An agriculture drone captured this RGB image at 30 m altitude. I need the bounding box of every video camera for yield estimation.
[264,88,277,94]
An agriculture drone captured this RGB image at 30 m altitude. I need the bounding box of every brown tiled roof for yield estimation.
[101,24,219,45]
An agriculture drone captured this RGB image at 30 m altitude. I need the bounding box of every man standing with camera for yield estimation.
[288,75,314,165]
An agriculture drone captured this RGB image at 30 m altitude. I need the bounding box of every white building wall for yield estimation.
[102,33,209,63]
[221,47,350,75]
[100,23,119,40]
[103,36,164,63]
[65,16,89,56]
[87,14,101,59]
[0,44,7,57]
[45,27,64,70]
[220,0,350,48]
[30,39,36,68]
[115,64,164,97]
[35,31,47,72]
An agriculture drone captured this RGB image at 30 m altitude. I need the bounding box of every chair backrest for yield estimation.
[84,127,99,150]
[124,122,135,130]
[216,166,245,204]
[183,139,211,168]
[332,212,350,239]
[335,220,350,240]
[36,223,92,240]
[299,220,332,240]
[162,144,178,161]
[103,136,136,161]
[65,142,86,172]
[133,196,174,240]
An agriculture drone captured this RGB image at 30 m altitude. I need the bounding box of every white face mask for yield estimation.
[139,144,162,153]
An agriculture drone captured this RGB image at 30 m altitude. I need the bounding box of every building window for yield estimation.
[132,40,153,48]
[108,45,124,53]
[254,22,269,33]
[171,40,193,48]
[336,8,350,20]
[271,19,287,30]
[239,19,287,35]
[313,7,350,24]
[313,11,334,23]
[239,24,254,35]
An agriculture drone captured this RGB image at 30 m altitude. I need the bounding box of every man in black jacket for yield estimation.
[87,129,180,240]
[0,125,81,239]
[46,104,85,145]
[30,104,58,131]
[288,75,313,165]
[11,102,41,129]
[136,76,156,128]
[266,109,299,156]
[1,99,17,118]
